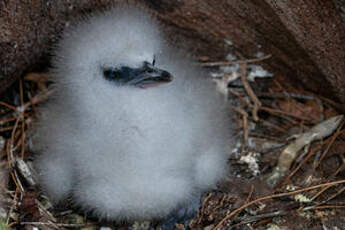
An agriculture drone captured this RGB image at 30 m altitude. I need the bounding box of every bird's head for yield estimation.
[53,6,173,91]
[102,56,172,89]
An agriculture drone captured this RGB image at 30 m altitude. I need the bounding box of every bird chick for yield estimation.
[0,162,8,214]
[33,5,232,220]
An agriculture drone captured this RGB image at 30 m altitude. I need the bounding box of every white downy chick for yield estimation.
[33,5,232,220]
[0,162,8,218]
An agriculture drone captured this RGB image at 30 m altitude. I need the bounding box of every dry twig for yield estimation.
[200,54,272,67]
[240,63,261,121]
[213,180,345,230]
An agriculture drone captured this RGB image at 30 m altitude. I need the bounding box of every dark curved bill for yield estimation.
[127,64,173,88]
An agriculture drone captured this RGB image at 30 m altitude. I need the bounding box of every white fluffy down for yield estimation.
[32,5,232,220]
[0,163,8,213]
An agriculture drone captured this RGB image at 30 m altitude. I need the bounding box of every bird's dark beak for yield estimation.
[127,64,173,88]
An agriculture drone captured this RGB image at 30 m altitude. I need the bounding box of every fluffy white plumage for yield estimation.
[0,163,8,213]
[33,5,232,220]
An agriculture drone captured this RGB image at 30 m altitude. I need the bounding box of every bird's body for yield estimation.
[33,5,231,220]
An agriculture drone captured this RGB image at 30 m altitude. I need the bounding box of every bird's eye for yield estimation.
[103,69,122,80]
[152,55,156,66]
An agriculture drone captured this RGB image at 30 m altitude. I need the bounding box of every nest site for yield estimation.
[0,53,345,230]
